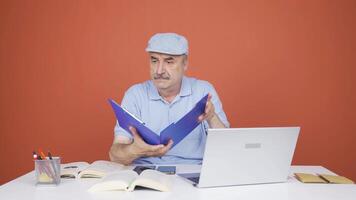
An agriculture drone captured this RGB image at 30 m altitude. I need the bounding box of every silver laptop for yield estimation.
[179,127,300,188]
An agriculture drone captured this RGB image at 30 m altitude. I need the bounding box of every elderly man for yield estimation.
[109,33,229,165]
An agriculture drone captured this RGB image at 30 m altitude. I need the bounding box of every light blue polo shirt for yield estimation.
[114,76,229,164]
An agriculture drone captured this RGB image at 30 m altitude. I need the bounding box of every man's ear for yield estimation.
[184,63,188,71]
[183,55,188,71]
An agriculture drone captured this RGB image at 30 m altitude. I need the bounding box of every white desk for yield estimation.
[1,165,355,200]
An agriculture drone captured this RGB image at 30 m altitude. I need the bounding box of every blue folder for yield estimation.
[108,94,208,148]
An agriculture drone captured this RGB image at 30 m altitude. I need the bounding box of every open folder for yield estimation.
[108,94,208,148]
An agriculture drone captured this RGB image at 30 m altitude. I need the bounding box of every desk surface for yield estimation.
[1,165,355,200]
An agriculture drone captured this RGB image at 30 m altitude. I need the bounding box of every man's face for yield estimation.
[149,52,187,92]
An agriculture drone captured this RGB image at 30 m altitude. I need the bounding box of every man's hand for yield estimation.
[109,127,173,165]
[198,93,215,122]
[198,93,227,128]
[129,126,173,157]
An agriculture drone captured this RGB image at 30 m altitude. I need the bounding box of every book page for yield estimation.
[294,173,327,183]
[319,174,354,184]
[129,169,173,192]
[88,170,138,192]
[79,160,125,178]
[61,162,90,178]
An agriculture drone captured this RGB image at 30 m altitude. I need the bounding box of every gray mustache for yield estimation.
[153,73,170,80]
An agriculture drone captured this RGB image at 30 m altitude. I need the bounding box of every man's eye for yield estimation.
[151,60,157,63]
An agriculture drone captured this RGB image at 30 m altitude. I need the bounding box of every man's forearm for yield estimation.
[109,143,140,165]
[207,113,227,128]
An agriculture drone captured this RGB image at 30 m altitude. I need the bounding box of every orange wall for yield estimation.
[1,0,355,184]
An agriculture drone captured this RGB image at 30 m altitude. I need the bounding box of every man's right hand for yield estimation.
[128,126,174,157]
[109,127,173,165]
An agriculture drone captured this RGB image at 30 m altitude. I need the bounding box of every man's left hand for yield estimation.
[198,93,216,122]
[198,93,227,128]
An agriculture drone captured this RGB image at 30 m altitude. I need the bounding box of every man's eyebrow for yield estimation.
[164,57,175,61]
[150,56,158,60]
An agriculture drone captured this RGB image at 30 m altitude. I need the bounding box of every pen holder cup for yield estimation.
[35,157,61,185]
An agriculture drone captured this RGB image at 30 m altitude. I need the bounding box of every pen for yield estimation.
[47,151,58,178]
[32,151,38,160]
[38,148,47,160]
[38,148,55,180]
[33,150,45,177]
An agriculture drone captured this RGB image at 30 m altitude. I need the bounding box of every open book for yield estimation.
[88,169,173,192]
[108,94,208,147]
[61,160,125,179]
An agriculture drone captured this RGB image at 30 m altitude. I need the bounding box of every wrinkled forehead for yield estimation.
[148,52,186,60]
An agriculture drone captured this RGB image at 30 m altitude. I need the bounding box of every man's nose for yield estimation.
[156,62,166,74]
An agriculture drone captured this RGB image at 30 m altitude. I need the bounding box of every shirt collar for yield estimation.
[149,76,192,100]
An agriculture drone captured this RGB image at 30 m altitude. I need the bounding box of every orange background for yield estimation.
[1,0,355,185]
